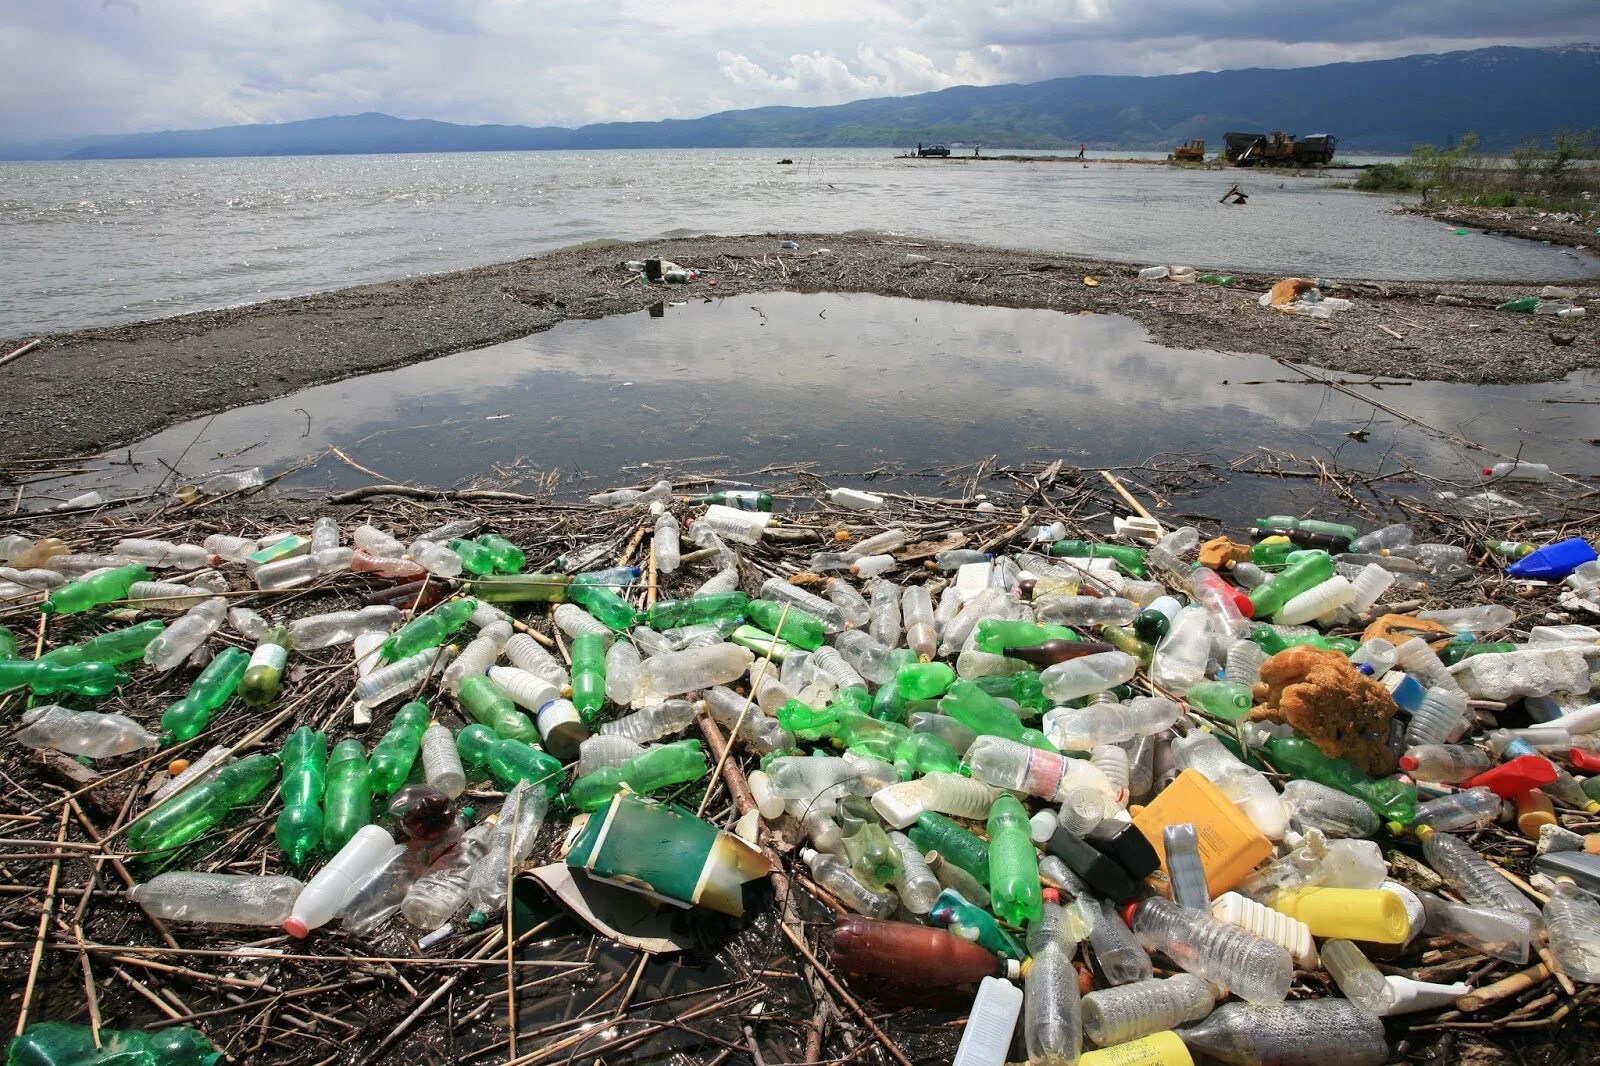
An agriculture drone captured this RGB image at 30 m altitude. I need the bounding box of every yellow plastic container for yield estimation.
[1515,790,1557,839]
[1269,886,1411,943]
[1133,769,1272,896]
[1078,1030,1193,1066]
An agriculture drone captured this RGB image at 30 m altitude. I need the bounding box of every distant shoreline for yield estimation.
[888,152,1380,170]
[4,231,1594,463]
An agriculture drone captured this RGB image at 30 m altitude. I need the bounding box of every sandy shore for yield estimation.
[3,232,1596,462]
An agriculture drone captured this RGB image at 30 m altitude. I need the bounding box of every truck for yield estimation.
[1223,131,1337,167]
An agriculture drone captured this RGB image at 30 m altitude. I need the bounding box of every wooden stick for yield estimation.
[0,338,41,369]
[1100,469,1154,520]
[778,922,915,1066]
[16,807,70,1036]
[1456,962,1551,1011]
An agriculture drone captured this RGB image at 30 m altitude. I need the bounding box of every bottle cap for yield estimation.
[1042,886,1061,904]
[282,917,309,939]
[1398,755,1418,771]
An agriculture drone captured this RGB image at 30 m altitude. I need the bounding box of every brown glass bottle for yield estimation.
[361,577,454,610]
[1005,639,1116,668]
[832,916,1016,995]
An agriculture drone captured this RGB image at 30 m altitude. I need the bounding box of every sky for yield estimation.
[2,0,1598,142]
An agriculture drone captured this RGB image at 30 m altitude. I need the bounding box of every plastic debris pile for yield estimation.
[2,473,1599,1065]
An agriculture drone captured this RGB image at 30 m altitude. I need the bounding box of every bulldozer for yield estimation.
[1170,138,1206,162]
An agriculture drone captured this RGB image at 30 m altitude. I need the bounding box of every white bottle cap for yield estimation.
[1380,975,1468,1015]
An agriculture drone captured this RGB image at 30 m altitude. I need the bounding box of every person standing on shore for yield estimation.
[1077,143,1086,159]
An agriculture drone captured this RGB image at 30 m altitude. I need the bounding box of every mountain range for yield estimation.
[4,44,1597,160]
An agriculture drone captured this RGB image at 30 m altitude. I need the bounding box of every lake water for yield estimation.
[1,148,1594,336]
[31,294,1596,521]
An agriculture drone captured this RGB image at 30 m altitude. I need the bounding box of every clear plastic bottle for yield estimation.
[1151,607,1210,692]
[408,538,463,578]
[1164,824,1209,910]
[420,723,466,799]
[1276,575,1355,626]
[230,605,268,641]
[1482,461,1551,482]
[16,704,157,757]
[1322,938,1395,1013]
[1280,779,1380,837]
[402,820,495,929]
[1420,828,1541,920]
[143,597,227,671]
[115,538,215,569]
[578,734,644,776]
[1090,900,1154,985]
[767,755,886,811]
[356,646,448,706]
[285,824,395,938]
[439,621,511,694]
[888,831,941,913]
[1024,898,1082,1066]
[505,633,569,688]
[868,578,902,649]
[1392,542,1469,568]
[1414,786,1503,831]
[902,585,938,661]
[600,699,695,742]
[834,629,895,684]
[634,643,755,702]
[1393,637,1465,694]
[700,686,793,754]
[1081,974,1214,1048]
[801,847,896,917]
[807,645,868,691]
[1171,731,1288,840]
[1045,697,1181,751]
[1177,1000,1388,1066]
[353,524,407,559]
[130,871,303,927]
[1405,687,1470,746]
[1350,523,1412,554]
[1224,641,1267,691]
[1397,743,1489,783]
[129,580,215,612]
[1340,563,1395,620]
[1542,878,1600,983]
[1034,595,1138,627]
[605,639,642,704]
[965,735,1119,805]
[1208,891,1318,968]
[652,512,681,573]
[289,605,402,651]
[695,566,740,596]
[468,785,549,918]
[1420,891,1533,963]
[1131,896,1292,1003]
[1092,744,1131,804]
[1040,651,1138,702]
[339,842,422,934]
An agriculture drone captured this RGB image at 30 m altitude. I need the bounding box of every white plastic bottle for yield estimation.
[952,976,1023,1066]
[285,824,395,938]
[826,487,885,510]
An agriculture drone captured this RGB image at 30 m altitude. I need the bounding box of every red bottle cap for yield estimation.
[1481,468,1495,476]
[1398,755,1419,772]
[1462,754,1557,798]
[1042,887,1060,904]
[1228,587,1254,619]
[1568,749,1600,775]
[1120,901,1139,927]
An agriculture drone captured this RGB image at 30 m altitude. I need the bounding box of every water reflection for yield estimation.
[30,293,1597,519]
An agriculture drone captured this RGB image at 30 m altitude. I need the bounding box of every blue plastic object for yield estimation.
[1505,538,1597,582]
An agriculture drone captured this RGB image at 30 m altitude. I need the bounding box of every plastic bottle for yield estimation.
[1405,687,1469,746]
[113,538,213,569]
[1090,900,1155,984]
[1414,786,1502,831]
[420,723,466,799]
[826,487,885,510]
[1263,736,1417,826]
[1208,892,1318,968]
[1542,878,1600,983]
[1131,896,1292,1003]
[1177,1000,1387,1066]
[831,915,1016,988]
[1082,974,1214,1048]
[599,699,694,744]
[459,673,538,743]
[142,597,227,671]
[400,819,495,929]
[436,622,509,696]
[1023,896,1082,1066]
[986,794,1042,925]
[1420,828,1540,919]
[570,739,707,811]
[363,700,427,795]
[801,847,896,917]
[1045,697,1181,751]
[42,562,150,615]
[700,686,794,754]
[1482,461,1552,482]
[1420,891,1533,963]
[1398,744,1490,783]
[1038,650,1138,702]
[253,547,354,590]
[1171,731,1287,840]
[1279,779,1380,838]
[130,871,304,927]
[7,1022,222,1066]
[274,727,328,865]
[356,645,448,709]
[1321,938,1396,1014]
[951,975,1024,1066]
[465,785,548,920]
[126,753,279,854]
[322,739,371,852]
[382,599,475,662]
[1151,607,1210,692]
[1162,824,1209,910]
[287,605,401,652]
[763,577,850,631]
[1350,523,1412,554]
[0,658,127,698]
[634,643,755,703]
[15,704,157,757]
[966,735,1119,807]
[239,624,292,707]
[285,823,394,937]
[499,634,565,689]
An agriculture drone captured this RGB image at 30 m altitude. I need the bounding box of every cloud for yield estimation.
[0,0,1596,140]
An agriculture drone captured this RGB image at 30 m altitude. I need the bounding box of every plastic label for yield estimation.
[247,644,289,672]
[1021,749,1065,798]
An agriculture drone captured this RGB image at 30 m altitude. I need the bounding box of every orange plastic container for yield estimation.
[1132,769,1272,896]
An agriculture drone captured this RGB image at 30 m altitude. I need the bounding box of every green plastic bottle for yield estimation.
[909,812,991,886]
[1484,539,1536,561]
[569,739,707,811]
[0,625,16,660]
[1250,539,1297,569]
[644,591,750,629]
[448,538,498,576]
[321,739,371,852]
[570,633,608,721]
[565,583,638,630]
[834,713,910,760]
[1049,541,1146,577]
[1097,625,1154,667]
[988,794,1042,925]
[1440,640,1518,666]
[691,490,773,511]
[1185,680,1255,721]
[975,619,1078,655]
[1197,274,1236,287]
[41,563,150,615]
[487,738,564,796]
[1252,516,1359,541]
[127,753,279,855]
[458,674,538,743]
[275,727,328,865]
[1497,295,1540,313]
[381,598,476,661]
[897,661,956,701]
[729,624,801,661]
[893,731,961,777]
[8,1021,222,1066]
[454,723,500,768]
[841,810,901,886]
[939,680,1030,742]
[777,698,839,741]
[871,650,918,724]
[466,573,571,604]
[238,624,292,707]
[744,599,825,650]
[1264,736,1417,825]
[0,659,128,697]
[476,534,526,573]
[41,619,166,666]
[1246,551,1332,618]
[369,700,430,794]
[929,887,1024,959]
[160,647,249,742]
